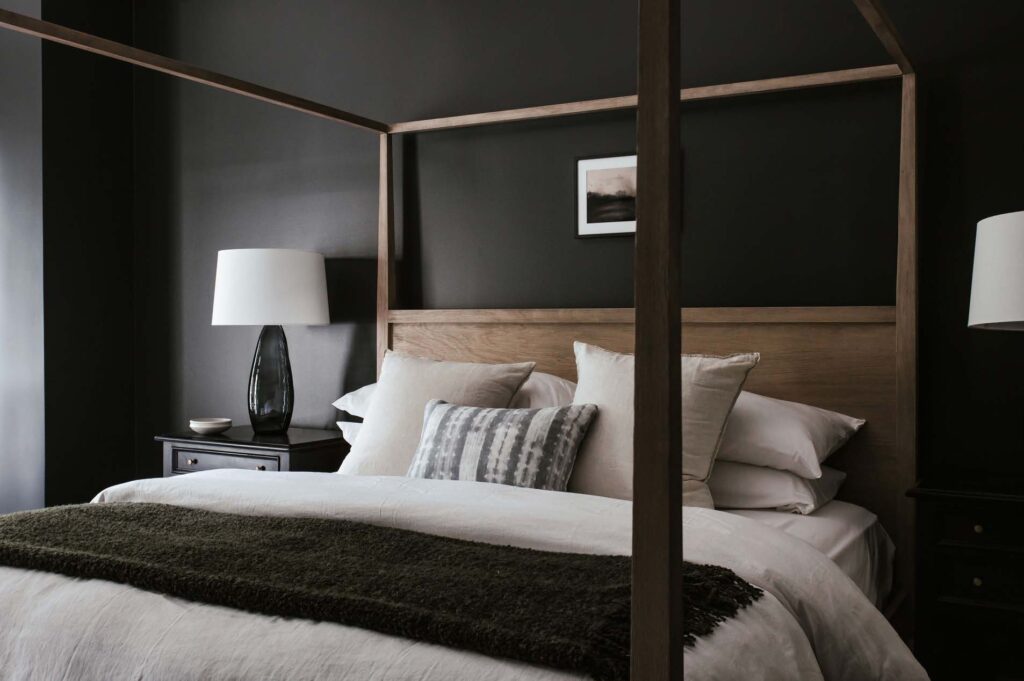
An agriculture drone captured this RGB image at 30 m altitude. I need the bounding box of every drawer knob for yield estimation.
[186,458,199,465]
[972,577,983,588]
[973,524,984,535]
[256,465,266,471]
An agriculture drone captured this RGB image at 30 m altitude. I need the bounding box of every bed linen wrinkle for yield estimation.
[134,601,195,680]
[0,471,926,681]
[686,604,825,681]
[56,587,123,681]
[727,501,894,605]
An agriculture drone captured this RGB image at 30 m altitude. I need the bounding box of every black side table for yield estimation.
[909,481,1024,681]
[156,427,346,477]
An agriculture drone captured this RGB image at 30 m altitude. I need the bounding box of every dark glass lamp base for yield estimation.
[248,325,294,434]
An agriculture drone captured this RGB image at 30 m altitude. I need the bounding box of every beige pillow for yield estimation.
[339,352,535,476]
[569,342,759,507]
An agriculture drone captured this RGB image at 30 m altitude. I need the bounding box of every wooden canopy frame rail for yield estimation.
[0,2,917,678]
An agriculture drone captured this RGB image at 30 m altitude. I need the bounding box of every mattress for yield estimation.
[728,500,894,606]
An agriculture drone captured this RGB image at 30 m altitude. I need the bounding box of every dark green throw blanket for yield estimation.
[0,503,762,680]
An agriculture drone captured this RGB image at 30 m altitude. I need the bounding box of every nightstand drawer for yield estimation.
[172,449,279,474]
[937,554,1024,609]
[912,485,1024,680]
[158,427,345,477]
[939,505,1024,550]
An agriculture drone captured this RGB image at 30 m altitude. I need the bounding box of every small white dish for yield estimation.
[190,417,232,435]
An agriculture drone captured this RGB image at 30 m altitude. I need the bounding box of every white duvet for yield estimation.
[0,471,927,681]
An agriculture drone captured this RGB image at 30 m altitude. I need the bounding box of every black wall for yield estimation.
[909,36,1024,482]
[42,0,135,504]
[35,1,1024,497]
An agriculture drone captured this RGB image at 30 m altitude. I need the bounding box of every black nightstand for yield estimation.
[156,427,346,477]
[910,483,1024,681]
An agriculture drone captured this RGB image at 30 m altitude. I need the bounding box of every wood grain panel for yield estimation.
[388,65,901,134]
[391,321,894,403]
[389,306,896,325]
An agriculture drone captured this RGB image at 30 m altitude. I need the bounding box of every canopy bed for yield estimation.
[0,2,919,679]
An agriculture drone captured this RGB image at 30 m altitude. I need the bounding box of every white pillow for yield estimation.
[338,352,535,476]
[336,421,362,445]
[332,383,376,418]
[333,372,575,417]
[569,342,759,507]
[510,372,577,408]
[717,392,865,479]
[709,461,846,514]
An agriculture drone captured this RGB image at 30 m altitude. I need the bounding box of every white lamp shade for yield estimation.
[212,249,330,326]
[968,211,1024,330]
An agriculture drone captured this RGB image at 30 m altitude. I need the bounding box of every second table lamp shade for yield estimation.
[968,211,1024,331]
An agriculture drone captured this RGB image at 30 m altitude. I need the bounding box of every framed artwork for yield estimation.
[575,154,637,237]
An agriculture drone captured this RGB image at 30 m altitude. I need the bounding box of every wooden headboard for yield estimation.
[384,304,915,616]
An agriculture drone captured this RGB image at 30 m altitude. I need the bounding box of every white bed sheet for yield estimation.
[0,472,926,681]
[728,500,894,607]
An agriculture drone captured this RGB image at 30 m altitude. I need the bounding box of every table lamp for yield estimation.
[968,211,1024,331]
[212,249,330,433]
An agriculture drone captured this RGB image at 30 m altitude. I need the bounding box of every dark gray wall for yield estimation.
[0,0,44,513]
[130,0,901,479]
[123,1,1024,487]
[408,87,898,310]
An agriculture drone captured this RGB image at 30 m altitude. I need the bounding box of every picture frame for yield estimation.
[575,154,637,238]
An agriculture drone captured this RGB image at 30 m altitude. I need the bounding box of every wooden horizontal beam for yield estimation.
[388,64,901,133]
[389,94,637,134]
[851,0,914,74]
[388,306,896,325]
[0,8,388,133]
[682,63,901,101]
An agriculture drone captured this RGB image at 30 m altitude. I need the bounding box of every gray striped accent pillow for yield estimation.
[407,400,598,491]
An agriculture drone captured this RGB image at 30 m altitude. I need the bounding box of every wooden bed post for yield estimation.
[632,0,682,679]
[895,71,918,625]
[853,0,917,632]
[377,133,395,377]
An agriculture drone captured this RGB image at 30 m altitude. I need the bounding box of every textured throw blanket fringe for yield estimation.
[0,503,762,681]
